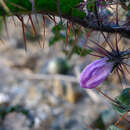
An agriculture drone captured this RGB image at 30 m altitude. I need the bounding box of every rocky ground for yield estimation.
[0,16,129,130]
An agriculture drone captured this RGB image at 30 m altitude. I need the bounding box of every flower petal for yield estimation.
[80,58,113,89]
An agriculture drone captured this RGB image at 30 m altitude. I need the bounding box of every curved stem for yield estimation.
[0,0,129,38]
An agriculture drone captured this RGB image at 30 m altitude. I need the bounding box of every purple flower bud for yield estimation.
[80,58,113,89]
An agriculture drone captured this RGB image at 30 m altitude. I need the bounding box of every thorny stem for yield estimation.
[95,88,127,110]
[0,0,129,38]
[114,111,130,126]
[96,88,116,104]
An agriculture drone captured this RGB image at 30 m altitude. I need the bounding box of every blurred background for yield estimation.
[0,14,129,130]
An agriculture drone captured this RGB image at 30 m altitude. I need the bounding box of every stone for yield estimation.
[0,93,10,105]
[65,83,83,103]
[26,87,42,107]
[53,80,83,104]
[53,80,66,98]
[47,57,69,74]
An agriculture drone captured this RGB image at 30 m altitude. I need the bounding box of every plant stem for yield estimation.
[0,0,129,38]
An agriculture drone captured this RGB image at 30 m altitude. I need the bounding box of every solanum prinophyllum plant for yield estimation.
[80,34,130,89]
[0,0,129,129]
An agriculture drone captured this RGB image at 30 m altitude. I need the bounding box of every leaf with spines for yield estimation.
[112,88,130,114]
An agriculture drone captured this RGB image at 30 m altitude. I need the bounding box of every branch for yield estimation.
[0,0,130,38]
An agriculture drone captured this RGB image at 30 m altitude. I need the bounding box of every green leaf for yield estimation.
[73,46,92,56]
[86,0,96,12]
[112,88,130,114]
[117,88,130,106]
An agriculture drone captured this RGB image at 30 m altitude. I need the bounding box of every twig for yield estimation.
[20,73,79,83]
